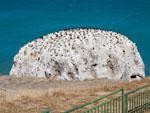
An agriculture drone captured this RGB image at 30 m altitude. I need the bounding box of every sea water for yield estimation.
[0,0,150,76]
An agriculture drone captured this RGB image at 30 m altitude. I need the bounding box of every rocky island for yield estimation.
[10,28,145,81]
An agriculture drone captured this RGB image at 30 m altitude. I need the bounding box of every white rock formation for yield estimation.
[10,28,145,81]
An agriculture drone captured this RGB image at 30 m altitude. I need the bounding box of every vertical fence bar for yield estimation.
[131,96,133,110]
[107,102,109,113]
[117,98,118,113]
[142,92,145,112]
[118,97,120,113]
[115,98,117,113]
[141,93,143,112]
[125,94,128,113]
[142,92,143,107]
[113,99,115,113]
[122,89,124,113]
[148,90,150,110]
[137,94,139,108]
[104,102,107,113]
[143,92,145,111]
[97,105,100,113]
[110,100,112,113]
[139,93,141,112]
[136,95,138,108]
[146,91,148,110]
[101,105,104,113]
[139,94,141,107]
[146,90,148,110]
[128,98,131,110]
[122,95,124,113]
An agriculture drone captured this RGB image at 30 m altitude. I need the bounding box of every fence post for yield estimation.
[122,89,124,113]
[123,93,128,113]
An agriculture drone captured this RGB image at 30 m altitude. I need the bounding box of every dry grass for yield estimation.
[0,76,150,113]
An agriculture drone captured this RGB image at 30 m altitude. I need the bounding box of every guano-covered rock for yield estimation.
[10,28,145,81]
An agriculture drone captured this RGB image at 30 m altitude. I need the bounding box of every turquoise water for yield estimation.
[0,0,150,75]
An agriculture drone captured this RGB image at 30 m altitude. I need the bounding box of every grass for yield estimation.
[0,77,150,113]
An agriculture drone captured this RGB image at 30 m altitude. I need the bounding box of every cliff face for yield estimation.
[10,28,145,81]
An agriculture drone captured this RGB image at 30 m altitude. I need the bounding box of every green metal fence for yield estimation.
[125,85,150,113]
[64,88,124,113]
[43,84,150,113]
